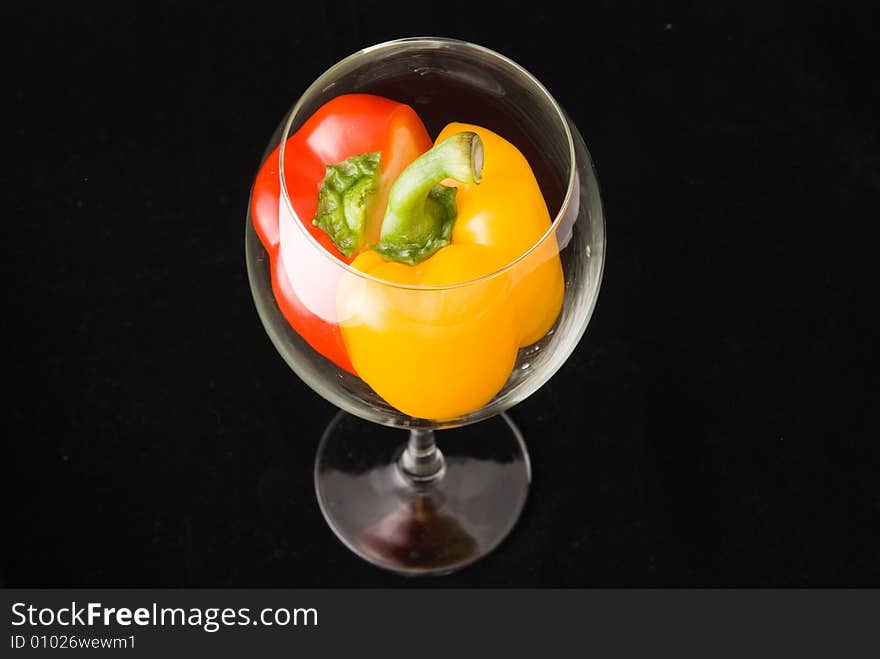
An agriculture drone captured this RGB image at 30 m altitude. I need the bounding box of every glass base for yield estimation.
[314,411,531,576]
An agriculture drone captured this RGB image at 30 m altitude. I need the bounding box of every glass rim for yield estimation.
[278,36,577,292]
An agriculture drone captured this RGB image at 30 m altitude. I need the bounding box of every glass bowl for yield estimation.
[246,37,605,575]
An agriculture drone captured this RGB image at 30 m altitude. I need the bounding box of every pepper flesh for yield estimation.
[339,123,564,419]
[250,94,432,372]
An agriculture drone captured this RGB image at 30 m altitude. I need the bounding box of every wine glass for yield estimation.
[245,37,605,575]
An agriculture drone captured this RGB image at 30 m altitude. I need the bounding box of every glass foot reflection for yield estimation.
[314,411,531,575]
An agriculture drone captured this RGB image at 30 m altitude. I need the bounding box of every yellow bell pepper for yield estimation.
[337,123,564,420]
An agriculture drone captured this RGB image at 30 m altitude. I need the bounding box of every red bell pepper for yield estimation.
[250,94,432,373]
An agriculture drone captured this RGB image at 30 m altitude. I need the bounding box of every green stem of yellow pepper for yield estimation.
[374,131,483,265]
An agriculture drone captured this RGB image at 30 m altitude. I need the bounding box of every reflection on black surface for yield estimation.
[359,495,478,570]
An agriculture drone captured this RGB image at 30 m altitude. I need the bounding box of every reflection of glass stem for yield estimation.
[399,429,445,483]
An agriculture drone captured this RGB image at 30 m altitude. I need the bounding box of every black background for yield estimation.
[4,1,878,587]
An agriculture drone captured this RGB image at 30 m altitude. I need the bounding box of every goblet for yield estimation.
[245,38,605,575]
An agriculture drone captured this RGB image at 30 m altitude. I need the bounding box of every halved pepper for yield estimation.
[336,123,565,419]
[250,94,432,373]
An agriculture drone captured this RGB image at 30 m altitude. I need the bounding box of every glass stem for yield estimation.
[399,428,445,483]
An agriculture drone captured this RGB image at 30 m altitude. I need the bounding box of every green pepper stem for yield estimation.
[379,132,483,247]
